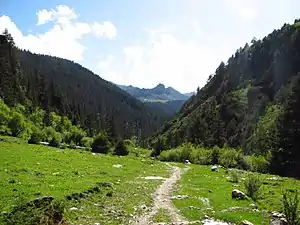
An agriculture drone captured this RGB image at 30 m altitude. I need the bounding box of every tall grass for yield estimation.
[282,190,300,225]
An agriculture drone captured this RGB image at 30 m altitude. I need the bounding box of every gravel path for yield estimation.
[132,166,190,225]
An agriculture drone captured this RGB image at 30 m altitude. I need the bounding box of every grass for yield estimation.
[172,164,300,225]
[153,208,171,223]
[0,136,170,225]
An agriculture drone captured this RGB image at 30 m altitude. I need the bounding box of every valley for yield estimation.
[1,8,300,225]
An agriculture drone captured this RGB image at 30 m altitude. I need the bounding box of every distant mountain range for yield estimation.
[118,83,193,101]
[117,84,195,116]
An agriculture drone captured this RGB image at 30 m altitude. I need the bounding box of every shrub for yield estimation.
[179,143,192,161]
[8,112,27,137]
[150,138,165,157]
[244,174,262,200]
[114,140,129,156]
[236,154,250,170]
[229,170,240,183]
[42,127,56,142]
[124,139,134,147]
[69,140,76,149]
[282,190,299,225]
[251,155,270,173]
[211,146,220,164]
[28,128,43,144]
[219,149,239,168]
[80,137,93,148]
[49,133,62,148]
[91,133,110,154]
[69,126,86,145]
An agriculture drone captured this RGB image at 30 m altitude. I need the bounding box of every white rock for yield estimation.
[185,159,191,164]
[270,218,288,225]
[211,165,219,171]
[69,207,78,211]
[232,189,246,199]
[113,164,123,168]
[241,220,254,225]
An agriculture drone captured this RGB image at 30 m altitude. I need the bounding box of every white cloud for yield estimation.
[36,5,77,25]
[0,5,117,62]
[92,21,117,39]
[97,26,224,93]
[224,0,258,21]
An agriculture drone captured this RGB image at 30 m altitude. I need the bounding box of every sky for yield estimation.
[1,1,300,93]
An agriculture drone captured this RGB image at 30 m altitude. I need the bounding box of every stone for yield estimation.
[249,203,257,208]
[241,220,254,225]
[171,195,191,200]
[272,212,285,218]
[185,159,191,164]
[232,189,246,199]
[270,218,288,225]
[140,204,147,210]
[211,165,219,171]
[69,207,78,211]
[113,164,123,168]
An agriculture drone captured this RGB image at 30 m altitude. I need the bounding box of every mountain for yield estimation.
[0,31,167,140]
[151,19,300,177]
[184,92,196,97]
[118,84,191,116]
[118,83,190,101]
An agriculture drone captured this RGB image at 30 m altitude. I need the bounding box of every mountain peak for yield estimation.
[154,83,165,89]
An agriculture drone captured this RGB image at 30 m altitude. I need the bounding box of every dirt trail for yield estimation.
[132,165,191,225]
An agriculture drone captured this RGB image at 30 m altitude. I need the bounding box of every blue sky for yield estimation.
[1,0,300,93]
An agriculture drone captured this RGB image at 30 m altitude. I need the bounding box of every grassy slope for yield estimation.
[172,164,300,225]
[0,137,170,225]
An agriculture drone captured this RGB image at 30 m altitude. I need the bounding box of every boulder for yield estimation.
[270,218,288,225]
[185,159,191,164]
[211,165,219,171]
[242,220,254,225]
[232,189,246,199]
[272,212,285,218]
[249,203,257,208]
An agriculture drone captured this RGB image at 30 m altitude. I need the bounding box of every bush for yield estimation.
[229,170,240,183]
[244,174,262,200]
[124,139,134,147]
[91,133,110,154]
[28,128,43,144]
[80,137,93,148]
[8,113,27,137]
[150,138,165,157]
[251,155,270,173]
[42,127,56,142]
[282,190,300,225]
[49,133,62,148]
[114,140,129,156]
[211,146,220,164]
[219,149,239,168]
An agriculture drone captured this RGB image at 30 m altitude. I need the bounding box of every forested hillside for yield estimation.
[0,30,167,140]
[151,19,300,177]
